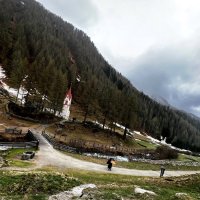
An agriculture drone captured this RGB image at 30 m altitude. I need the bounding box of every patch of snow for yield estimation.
[93,120,109,130]
[93,121,136,136]
[49,184,96,200]
[113,124,134,135]
[41,94,50,102]
[115,123,125,129]
[83,153,129,162]
[134,186,156,196]
[134,131,142,135]
[162,140,192,153]
[0,66,6,79]
[115,156,129,162]
[146,135,161,144]
[76,75,81,82]
[3,84,27,102]
[160,137,192,153]
[147,134,193,154]
[0,66,27,101]
[0,146,10,151]
[115,123,131,133]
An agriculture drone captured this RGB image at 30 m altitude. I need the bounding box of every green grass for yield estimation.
[0,171,81,200]
[135,139,158,149]
[62,168,200,200]
[178,153,200,162]
[5,148,36,159]
[9,160,34,167]
[1,168,200,200]
[1,148,37,168]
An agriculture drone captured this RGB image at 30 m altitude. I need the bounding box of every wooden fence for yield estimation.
[42,132,152,156]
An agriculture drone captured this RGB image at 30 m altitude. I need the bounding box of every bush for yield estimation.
[155,145,178,160]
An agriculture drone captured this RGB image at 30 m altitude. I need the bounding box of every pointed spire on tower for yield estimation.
[64,86,72,105]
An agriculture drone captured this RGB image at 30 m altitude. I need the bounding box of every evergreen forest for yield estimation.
[0,0,200,152]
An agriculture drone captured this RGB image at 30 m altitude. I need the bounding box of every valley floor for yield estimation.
[1,124,200,200]
[12,125,199,177]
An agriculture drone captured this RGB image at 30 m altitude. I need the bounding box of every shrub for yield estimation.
[155,145,178,160]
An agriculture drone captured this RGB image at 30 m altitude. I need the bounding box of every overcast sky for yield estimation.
[37,0,200,116]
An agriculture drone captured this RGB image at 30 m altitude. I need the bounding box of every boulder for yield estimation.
[134,186,156,196]
[175,193,193,200]
[49,184,96,200]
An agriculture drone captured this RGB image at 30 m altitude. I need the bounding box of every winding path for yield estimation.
[32,127,200,177]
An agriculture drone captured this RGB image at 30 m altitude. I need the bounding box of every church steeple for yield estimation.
[61,86,72,120]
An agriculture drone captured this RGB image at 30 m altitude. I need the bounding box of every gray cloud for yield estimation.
[126,42,200,116]
[37,0,99,29]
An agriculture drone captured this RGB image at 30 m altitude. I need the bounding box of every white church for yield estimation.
[61,87,72,120]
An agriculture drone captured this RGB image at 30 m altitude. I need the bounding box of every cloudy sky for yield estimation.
[37,0,200,116]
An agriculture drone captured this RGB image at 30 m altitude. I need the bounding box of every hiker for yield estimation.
[107,158,115,171]
[160,165,165,177]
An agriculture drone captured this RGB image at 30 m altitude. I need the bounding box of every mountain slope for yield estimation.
[0,0,200,152]
[150,95,171,107]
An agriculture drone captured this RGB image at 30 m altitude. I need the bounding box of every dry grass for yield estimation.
[47,123,121,146]
[0,112,35,128]
[0,97,146,150]
[70,102,85,121]
[70,102,101,122]
[46,123,144,149]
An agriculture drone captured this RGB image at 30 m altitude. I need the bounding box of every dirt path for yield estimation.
[28,126,200,177]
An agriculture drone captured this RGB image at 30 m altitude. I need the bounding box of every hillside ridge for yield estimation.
[0,0,200,152]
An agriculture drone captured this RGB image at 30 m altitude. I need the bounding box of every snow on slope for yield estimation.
[0,65,6,79]
[94,119,192,154]
[146,134,192,154]
[0,65,27,101]
[0,65,68,118]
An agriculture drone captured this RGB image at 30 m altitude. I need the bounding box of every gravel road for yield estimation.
[32,127,200,177]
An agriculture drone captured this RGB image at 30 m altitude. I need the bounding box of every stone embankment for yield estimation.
[130,158,200,167]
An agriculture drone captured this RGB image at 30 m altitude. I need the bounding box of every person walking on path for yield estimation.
[107,158,115,171]
[160,165,165,177]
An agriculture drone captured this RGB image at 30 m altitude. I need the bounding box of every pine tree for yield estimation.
[10,50,27,102]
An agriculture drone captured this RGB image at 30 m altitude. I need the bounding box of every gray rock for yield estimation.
[134,186,156,196]
[49,184,96,200]
[175,193,192,199]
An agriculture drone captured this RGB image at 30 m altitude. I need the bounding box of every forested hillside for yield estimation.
[0,0,200,152]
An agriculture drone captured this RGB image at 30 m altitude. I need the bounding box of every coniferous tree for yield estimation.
[10,50,27,102]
